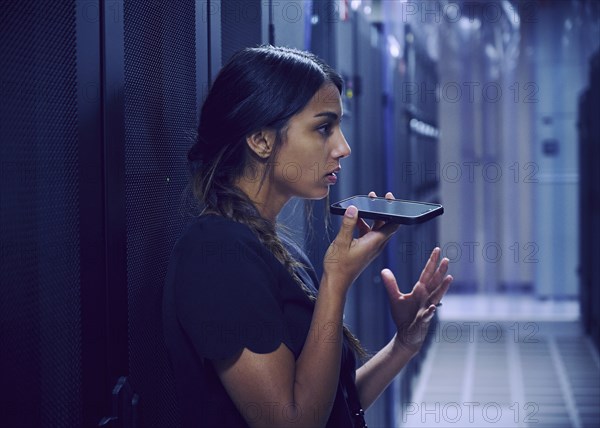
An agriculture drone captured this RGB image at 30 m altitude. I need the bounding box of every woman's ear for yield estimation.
[246,129,275,159]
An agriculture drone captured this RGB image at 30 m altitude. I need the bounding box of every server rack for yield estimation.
[1,1,88,426]
[388,24,442,428]
[1,1,214,426]
[578,49,600,353]
[304,5,441,426]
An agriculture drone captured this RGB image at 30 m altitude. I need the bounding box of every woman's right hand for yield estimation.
[323,192,400,293]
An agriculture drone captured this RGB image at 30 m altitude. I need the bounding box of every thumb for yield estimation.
[381,268,402,302]
[336,205,358,248]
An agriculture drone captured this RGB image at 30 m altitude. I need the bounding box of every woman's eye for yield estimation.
[317,123,332,136]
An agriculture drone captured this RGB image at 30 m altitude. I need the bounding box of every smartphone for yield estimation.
[330,195,443,225]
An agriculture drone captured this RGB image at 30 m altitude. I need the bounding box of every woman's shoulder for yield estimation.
[172,214,277,268]
[177,214,257,245]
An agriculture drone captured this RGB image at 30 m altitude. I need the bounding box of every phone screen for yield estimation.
[330,195,443,224]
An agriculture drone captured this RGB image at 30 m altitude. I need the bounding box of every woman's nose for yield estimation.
[333,130,351,159]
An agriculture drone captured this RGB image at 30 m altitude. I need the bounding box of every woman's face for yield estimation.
[271,82,351,200]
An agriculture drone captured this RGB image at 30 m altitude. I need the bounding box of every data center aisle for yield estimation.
[400,295,600,428]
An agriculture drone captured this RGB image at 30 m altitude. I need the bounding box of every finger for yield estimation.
[419,247,441,284]
[367,191,385,230]
[426,257,449,293]
[371,192,395,231]
[428,274,453,306]
[357,218,371,238]
[335,205,358,248]
[368,191,401,233]
[373,219,385,231]
[381,268,403,302]
[422,305,437,323]
[375,221,401,239]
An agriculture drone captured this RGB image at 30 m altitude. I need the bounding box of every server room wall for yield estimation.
[0,1,443,427]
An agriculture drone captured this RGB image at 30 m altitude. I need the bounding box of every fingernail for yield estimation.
[345,205,357,218]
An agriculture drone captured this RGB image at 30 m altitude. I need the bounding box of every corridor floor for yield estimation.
[400,295,600,428]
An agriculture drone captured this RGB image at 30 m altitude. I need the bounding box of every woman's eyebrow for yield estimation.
[313,112,342,120]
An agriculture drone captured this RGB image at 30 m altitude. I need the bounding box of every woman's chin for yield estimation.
[300,186,330,201]
[314,187,331,200]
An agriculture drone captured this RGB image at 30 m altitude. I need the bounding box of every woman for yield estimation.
[162,45,452,427]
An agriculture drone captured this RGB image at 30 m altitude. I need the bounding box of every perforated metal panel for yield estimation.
[0,1,82,426]
[221,0,262,64]
[123,0,198,426]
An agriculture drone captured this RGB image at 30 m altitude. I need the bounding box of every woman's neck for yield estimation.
[234,174,289,223]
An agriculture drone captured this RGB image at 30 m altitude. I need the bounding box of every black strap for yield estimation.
[347,388,367,427]
[343,368,368,428]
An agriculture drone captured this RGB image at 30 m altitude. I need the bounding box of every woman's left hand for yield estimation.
[382,247,453,357]
[362,191,453,355]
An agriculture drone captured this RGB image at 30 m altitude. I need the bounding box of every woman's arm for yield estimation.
[213,279,346,427]
[212,206,399,428]
[355,335,416,410]
[356,248,453,410]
